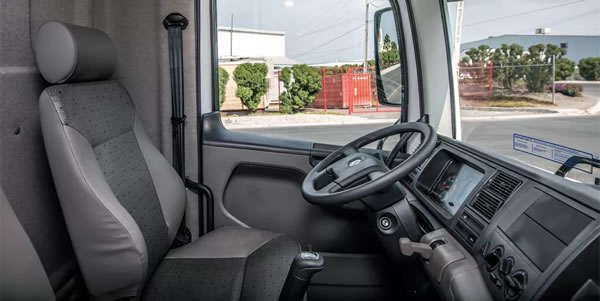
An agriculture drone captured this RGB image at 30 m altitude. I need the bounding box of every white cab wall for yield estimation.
[407,0,458,139]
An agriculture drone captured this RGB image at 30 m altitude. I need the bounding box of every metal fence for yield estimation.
[457,61,555,102]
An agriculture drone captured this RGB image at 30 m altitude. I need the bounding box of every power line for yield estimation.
[288,0,348,35]
[293,15,364,39]
[293,23,366,58]
[290,0,361,38]
[300,40,367,61]
[464,0,586,27]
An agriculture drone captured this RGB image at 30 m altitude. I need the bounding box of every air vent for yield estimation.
[471,172,522,220]
[488,172,522,200]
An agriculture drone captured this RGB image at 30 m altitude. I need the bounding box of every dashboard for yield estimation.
[396,136,600,301]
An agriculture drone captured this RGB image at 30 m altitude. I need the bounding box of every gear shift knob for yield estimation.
[278,252,325,301]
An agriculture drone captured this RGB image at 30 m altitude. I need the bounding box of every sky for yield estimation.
[216,0,600,64]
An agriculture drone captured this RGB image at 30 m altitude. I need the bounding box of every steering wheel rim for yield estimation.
[302,122,437,206]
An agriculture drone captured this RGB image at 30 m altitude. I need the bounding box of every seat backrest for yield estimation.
[0,187,56,301]
[35,22,186,299]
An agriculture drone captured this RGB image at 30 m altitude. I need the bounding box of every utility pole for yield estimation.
[230,14,234,57]
[363,0,369,69]
[552,54,556,104]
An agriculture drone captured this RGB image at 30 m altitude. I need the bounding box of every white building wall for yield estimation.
[218,27,286,58]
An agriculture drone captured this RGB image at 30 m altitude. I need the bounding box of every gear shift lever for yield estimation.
[278,252,325,301]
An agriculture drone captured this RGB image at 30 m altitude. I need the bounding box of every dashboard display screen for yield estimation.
[432,162,484,216]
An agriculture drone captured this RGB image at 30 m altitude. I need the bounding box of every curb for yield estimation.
[223,118,398,129]
[461,107,558,114]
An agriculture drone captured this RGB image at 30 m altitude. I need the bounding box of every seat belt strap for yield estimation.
[164,13,192,247]
[163,13,188,179]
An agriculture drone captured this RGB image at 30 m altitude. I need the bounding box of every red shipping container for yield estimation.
[313,72,373,109]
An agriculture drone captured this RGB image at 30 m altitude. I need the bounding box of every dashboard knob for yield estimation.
[504,270,527,300]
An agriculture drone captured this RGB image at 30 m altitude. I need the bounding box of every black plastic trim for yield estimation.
[373,3,409,123]
[202,112,313,155]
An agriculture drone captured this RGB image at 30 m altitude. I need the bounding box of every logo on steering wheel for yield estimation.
[347,157,365,167]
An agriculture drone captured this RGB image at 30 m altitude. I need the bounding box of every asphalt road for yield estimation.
[581,82,600,98]
[236,115,599,183]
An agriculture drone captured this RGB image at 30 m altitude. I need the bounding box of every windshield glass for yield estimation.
[215,0,405,151]
[446,0,600,184]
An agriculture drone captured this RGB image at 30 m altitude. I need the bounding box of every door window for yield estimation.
[215,0,406,147]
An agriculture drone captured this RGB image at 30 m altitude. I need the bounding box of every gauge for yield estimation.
[434,175,456,201]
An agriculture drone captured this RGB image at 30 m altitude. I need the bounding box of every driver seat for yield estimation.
[35,22,300,300]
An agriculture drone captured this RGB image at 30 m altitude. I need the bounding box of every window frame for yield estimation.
[373,1,410,123]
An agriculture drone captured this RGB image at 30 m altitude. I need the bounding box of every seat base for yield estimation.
[142,226,301,301]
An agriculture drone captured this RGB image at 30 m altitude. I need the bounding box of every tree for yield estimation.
[523,44,566,92]
[278,64,322,114]
[233,63,268,112]
[218,67,229,107]
[555,58,575,81]
[491,43,525,90]
[578,57,600,80]
[465,45,493,63]
[383,34,392,51]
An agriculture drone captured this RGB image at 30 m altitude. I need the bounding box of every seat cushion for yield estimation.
[142,227,301,301]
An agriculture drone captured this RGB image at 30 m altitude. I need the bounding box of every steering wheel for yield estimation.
[302,122,437,206]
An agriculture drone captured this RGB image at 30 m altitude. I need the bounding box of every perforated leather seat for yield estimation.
[35,22,300,300]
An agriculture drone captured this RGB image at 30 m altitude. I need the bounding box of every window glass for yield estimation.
[447,0,599,184]
[216,0,405,148]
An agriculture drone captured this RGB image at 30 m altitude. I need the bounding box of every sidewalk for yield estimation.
[222,113,397,129]
[461,88,600,120]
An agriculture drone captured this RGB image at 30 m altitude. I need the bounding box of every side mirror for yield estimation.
[374,8,404,106]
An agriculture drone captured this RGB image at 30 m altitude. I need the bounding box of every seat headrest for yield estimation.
[34,22,117,84]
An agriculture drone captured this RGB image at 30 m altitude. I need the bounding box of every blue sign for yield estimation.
[513,134,594,174]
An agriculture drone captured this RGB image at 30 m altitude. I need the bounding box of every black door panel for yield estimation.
[201,113,400,299]
[223,164,379,253]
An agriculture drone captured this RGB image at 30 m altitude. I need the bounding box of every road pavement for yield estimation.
[581,82,600,98]
[235,115,599,183]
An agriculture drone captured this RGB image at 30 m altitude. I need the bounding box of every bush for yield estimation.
[578,57,600,81]
[545,83,583,97]
[218,67,229,107]
[523,44,566,92]
[279,64,322,114]
[233,63,268,112]
[555,58,576,81]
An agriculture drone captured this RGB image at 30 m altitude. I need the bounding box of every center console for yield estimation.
[476,187,595,300]
[394,138,600,301]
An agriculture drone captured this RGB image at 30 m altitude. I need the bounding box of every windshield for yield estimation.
[446,0,600,184]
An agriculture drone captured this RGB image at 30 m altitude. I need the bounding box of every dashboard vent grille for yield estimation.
[471,172,522,220]
[488,172,522,200]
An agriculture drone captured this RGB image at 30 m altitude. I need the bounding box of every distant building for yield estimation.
[461,30,600,63]
[218,26,286,59]
[217,26,301,111]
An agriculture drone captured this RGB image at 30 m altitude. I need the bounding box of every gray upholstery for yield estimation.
[0,188,56,301]
[34,22,117,84]
[36,22,299,300]
[143,227,300,301]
